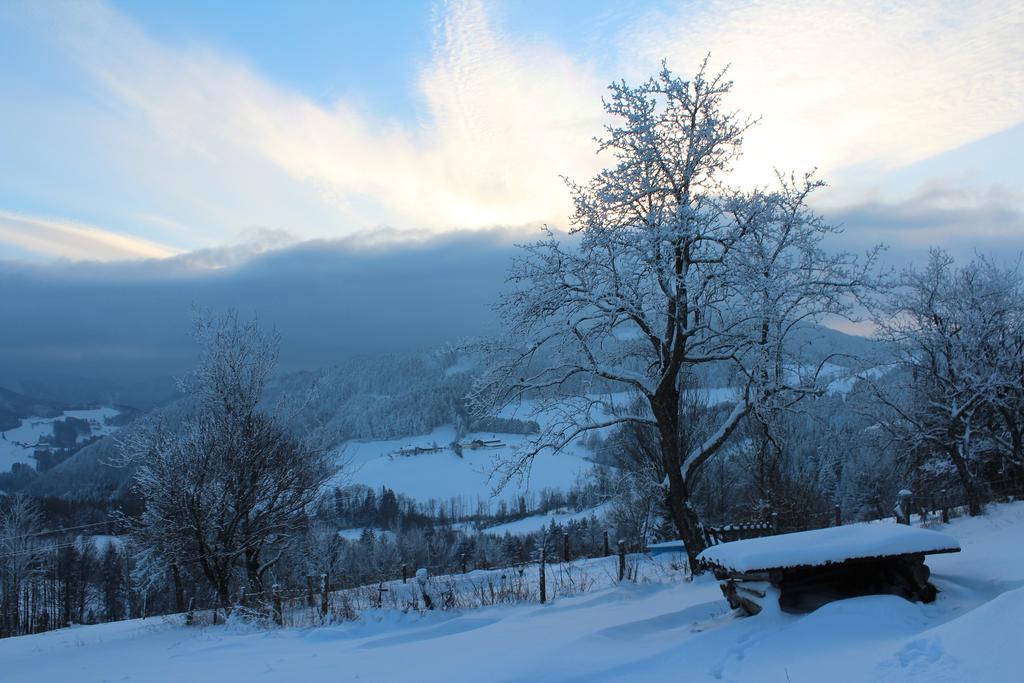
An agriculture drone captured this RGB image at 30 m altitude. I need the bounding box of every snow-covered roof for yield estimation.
[697,523,960,574]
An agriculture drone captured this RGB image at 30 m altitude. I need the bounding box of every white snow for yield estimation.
[0,407,121,471]
[698,522,961,573]
[337,528,395,542]
[332,425,594,503]
[76,534,125,552]
[0,502,1021,682]
[827,365,887,396]
[467,504,609,535]
[334,388,745,506]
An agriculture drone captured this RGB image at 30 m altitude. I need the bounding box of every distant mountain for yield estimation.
[27,396,194,500]
[9,374,180,411]
[23,324,891,501]
[784,324,881,367]
[0,386,65,431]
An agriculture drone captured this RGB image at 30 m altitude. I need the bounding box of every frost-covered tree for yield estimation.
[873,250,1024,514]
[127,312,333,609]
[472,60,875,568]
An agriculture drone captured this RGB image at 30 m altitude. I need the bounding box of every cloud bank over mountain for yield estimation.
[0,229,520,389]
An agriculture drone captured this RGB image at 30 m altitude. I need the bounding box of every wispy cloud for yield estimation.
[0,211,182,261]
[5,0,602,253]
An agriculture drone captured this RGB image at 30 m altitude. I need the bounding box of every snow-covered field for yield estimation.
[0,407,120,471]
[463,503,611,535]
[332,424,594,504]
[4,502,1021,682]
[332,387,742,506]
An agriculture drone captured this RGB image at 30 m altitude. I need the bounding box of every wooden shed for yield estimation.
[696,523,961,615]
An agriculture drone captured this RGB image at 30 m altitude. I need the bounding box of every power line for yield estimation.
[0,540,83,559]
[0,520,115,543]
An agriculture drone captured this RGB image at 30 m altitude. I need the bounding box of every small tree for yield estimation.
[472,59,875,569]
[128,312,333,610]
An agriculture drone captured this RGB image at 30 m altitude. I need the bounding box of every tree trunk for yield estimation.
[171,563,186,613]
[947,444,982,516]
[652,389,708,571]
[663,471,706,570]
[216,576,231,612]
[244,548,264,594]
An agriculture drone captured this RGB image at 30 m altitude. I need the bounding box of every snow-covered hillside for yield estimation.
[466,502,612,535]
[3,503,1020,682]
[0,406,121,471]
[333,424,594,503]
[331,386,745,506]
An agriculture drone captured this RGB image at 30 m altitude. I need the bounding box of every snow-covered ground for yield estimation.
[827,365,887,396]
[336,527,395,542]
[0,407,120,471]
[3,502,1021,682]
[332,386,742,505]
[332,424,594,504]
[463,503,611,535]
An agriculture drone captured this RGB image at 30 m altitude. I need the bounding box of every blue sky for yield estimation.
[0,0,1022,263]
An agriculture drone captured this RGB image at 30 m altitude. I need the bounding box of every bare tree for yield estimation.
[0,496,46,636]
[127,311,334,610]
[471,60,875,568]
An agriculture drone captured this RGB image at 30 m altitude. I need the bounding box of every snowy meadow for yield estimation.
[1,503,1021,682]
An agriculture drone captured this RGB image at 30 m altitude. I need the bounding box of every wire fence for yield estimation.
[177,545,687,629]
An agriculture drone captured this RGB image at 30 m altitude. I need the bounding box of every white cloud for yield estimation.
[14,0,604,251]
[620,0,1024,190]
[1,0,1021,261]
[0,211,182,261]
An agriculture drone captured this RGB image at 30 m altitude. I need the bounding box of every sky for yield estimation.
[1,0,1021,262]
[0,0,1022,391]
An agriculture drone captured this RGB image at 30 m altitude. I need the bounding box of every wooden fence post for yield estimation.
[461,552,468,574]
[539,546,547,604]
[617,540,626,582]
[834,505,842,527]
[402,564,408,583]
[770,511,779,534]
[603,530,610,557]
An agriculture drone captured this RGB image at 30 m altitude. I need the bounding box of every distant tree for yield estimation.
[471,59,876,569]
[0,496,45,636]
[99,544,125,622]
[872,250,1024,514]
[126,312,334,610]
[51,416,90,449]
